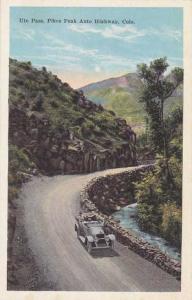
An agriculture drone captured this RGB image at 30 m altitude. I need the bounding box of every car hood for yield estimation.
[89,226,104,236]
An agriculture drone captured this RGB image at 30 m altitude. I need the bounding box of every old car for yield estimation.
[75,213,115,253]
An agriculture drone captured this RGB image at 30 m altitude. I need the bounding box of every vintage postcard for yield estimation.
[0,0,192,299]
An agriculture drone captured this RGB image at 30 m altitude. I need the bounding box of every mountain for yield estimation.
[81,73,142,94]
[9,59,137,182]
[80,73,183,135]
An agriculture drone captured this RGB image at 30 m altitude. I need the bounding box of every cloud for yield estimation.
[13,29,182,80]
[41,32,99,57]
[94,65,101,72]
[69,24,145,42]
[13,53,80,64]
[13,28,35,41]
[41,45,136,70]
[147,27,182,42]
[39,32,138,68]
[163,28,182,42]
[69,23,182,43]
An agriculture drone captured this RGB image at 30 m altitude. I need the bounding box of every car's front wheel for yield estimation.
[87,241,92,253]
[110,240,114,249]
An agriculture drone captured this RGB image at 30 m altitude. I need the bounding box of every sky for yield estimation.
[10,7,183,88]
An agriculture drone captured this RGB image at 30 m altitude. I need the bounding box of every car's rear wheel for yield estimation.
[76,229,79,237]
[75,225,79,237]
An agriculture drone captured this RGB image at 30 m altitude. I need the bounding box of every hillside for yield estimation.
[81,74,183,135]
[9,58,137,180]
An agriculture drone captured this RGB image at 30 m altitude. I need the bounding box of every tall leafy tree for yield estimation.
[137,57,183,157]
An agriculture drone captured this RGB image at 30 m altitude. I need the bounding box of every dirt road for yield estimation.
[22,166,180,291]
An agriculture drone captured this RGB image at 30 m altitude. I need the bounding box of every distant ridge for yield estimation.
[80,73,142,94]
[80,72,183,135]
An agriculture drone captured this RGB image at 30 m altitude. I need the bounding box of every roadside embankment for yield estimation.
[80,166,181,279]
[7,175,55,290]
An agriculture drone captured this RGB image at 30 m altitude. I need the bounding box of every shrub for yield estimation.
[11,67,19,76]
[42,66,47,73]
[49,79,59,90]
[50,100,59,108]
[20,61,31,70]
[32,92,44,111]
[8,186,19,202]
[161,202,182,248]
[8,144,36,204]
[135,157,182,246]
[137,202,162,233]
[9,144,34,173]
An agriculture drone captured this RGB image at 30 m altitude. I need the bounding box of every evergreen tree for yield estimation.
[137,57,183,157]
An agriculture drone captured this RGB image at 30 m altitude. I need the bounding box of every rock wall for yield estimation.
[87,168,146,214]
[9,106,136,175]
[80,166,181,280]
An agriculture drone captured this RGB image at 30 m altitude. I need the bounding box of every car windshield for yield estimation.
[84,221,103,227]
[88,226,104,236]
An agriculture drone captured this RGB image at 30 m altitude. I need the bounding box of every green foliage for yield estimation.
[135,154,182,246]
[31,91,44,111]
[8,144,36,202]
[161,202,182,248]
[81,119,95,138]
[171,67,183,84]
[135,103,183,248]
[166,106,183,159]
[50,100,59,108]
[8,185,19,203]
[9,144,34,174]
[137,57,183,155]
[137,202,163,234]
[42,66,47,73]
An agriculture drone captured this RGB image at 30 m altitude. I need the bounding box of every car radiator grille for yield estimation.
[97,239,107,246]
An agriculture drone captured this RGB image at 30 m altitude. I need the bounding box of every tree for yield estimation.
[137,57,183,157]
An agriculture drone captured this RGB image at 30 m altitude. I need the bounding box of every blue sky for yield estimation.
[10,7,183,88]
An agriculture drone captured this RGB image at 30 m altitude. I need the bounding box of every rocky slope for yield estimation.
[81,73,183,134]
[8,58,137,287]
[9,58,137,177]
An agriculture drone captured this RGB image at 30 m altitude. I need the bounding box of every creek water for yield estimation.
[112,203,181,262]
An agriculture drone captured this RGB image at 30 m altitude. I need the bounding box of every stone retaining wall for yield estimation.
[80,166,181,280]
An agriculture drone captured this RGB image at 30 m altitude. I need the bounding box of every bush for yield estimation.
[9,144,34,173]
[161,202,182,248]
[42,66,47,72]
[11,67,19,76]
[20,61,31,70]
[135,157,182,247]
[137,202,162,233]
[49,79,59,90]
[32,92,44,111]
[50,100,59,108]
[81,120,95,138]
[8,145,36,204]
[8,186,19,202]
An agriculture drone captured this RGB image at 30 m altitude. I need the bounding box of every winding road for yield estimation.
[22,166,180,291]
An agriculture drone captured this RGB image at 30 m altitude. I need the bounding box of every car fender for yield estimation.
[86,235,94,243]
[108,234,115,241]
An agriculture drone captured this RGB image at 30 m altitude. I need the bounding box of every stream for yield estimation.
[112,203,181,262]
